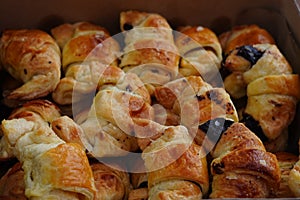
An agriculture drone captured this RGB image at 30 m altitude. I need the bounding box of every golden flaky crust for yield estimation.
[219,24,275,54]
[128,188,148,200]
[119,10,179,95]
[142,126,209,197]
[0,29,61,101]
[154,75,238,148]
[51,22,120,105]
[210,123,281,198]
[91,162,130,200]
[175,26,222,82]
[221,39,300,150]
[79,72,151,157]
[148,180,202,200]
[0,99,61,160]
[1,118,96,200]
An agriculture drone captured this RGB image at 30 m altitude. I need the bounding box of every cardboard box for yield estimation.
[0,0,299,197]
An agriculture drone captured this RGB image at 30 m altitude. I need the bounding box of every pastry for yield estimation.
[91,162,130,200]
[210,122,281,198]
[51,22,120,105]
[175,26,222,84]
[0,29,61,101]
[1,118,96,199]
[142,126,209,199]
[119,10,179,95]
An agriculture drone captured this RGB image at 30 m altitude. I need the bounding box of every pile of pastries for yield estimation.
[0,10,299,200]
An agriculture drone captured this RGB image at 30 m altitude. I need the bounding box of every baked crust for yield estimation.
[0,29,61,100]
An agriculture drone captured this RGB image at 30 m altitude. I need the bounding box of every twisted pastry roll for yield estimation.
[220,24,275,99]
[0,29,61,101]
[51,22,120,105]
[175,26,222,83]
[141,125,209,199]
[1,118,96,199]
[154,75,238,150]
[79,72,152,157]
[223,42,300,151]
[120,10,179,95]
[90,162,130,200]
[210,122,281,198]
[0,99,61,160]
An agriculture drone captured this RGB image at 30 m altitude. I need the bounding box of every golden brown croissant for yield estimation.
[0,29,61,101]
[0,162,26,200]
[90,162,130,200]
[119,10,179,95]
[154,75,238,150]
[79,72,151,157]
[1,118,96,199]
[175,26,222,84]
[51,22,120,105]
[219,24,275,55]
[222,42,300,151]
[0,99,61,160]
[210,122,281,198]
[141,125,209,199]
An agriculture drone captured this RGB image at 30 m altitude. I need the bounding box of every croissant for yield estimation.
[90,162,130,200]
[0,99,61,160]
[154,75,238,151]
[222,43,300,151]
[0,29,61,101]
[79,72,152,157]
[51,22,120,105]
[141,125,209,199]
[119,10,179,95]
[219,24,275,55]
[0,162,26,200]
[210,122,281,198]
[1,118,96,199]
[175,26,222,84]
[128,188,148,200]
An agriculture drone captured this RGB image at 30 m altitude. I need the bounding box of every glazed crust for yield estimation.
[51,22,120,105]
[0,29,61,100]
[142,126,209,196]
[175,26,222,80]
[91,162,130,200]
[148,180,202,200]
[219,24,275,54]
[210,123,281,198]
[119,10,179,95]
[1,118,96,199]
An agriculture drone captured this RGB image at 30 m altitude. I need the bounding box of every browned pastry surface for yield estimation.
[0,162,26,200]
[210,123,281,198]
[219,24,275,54]
[119,10,179,95]
[91,162,130,200]
[0,29,61,101]
[51,22,120,105]
[175,26,222,82]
